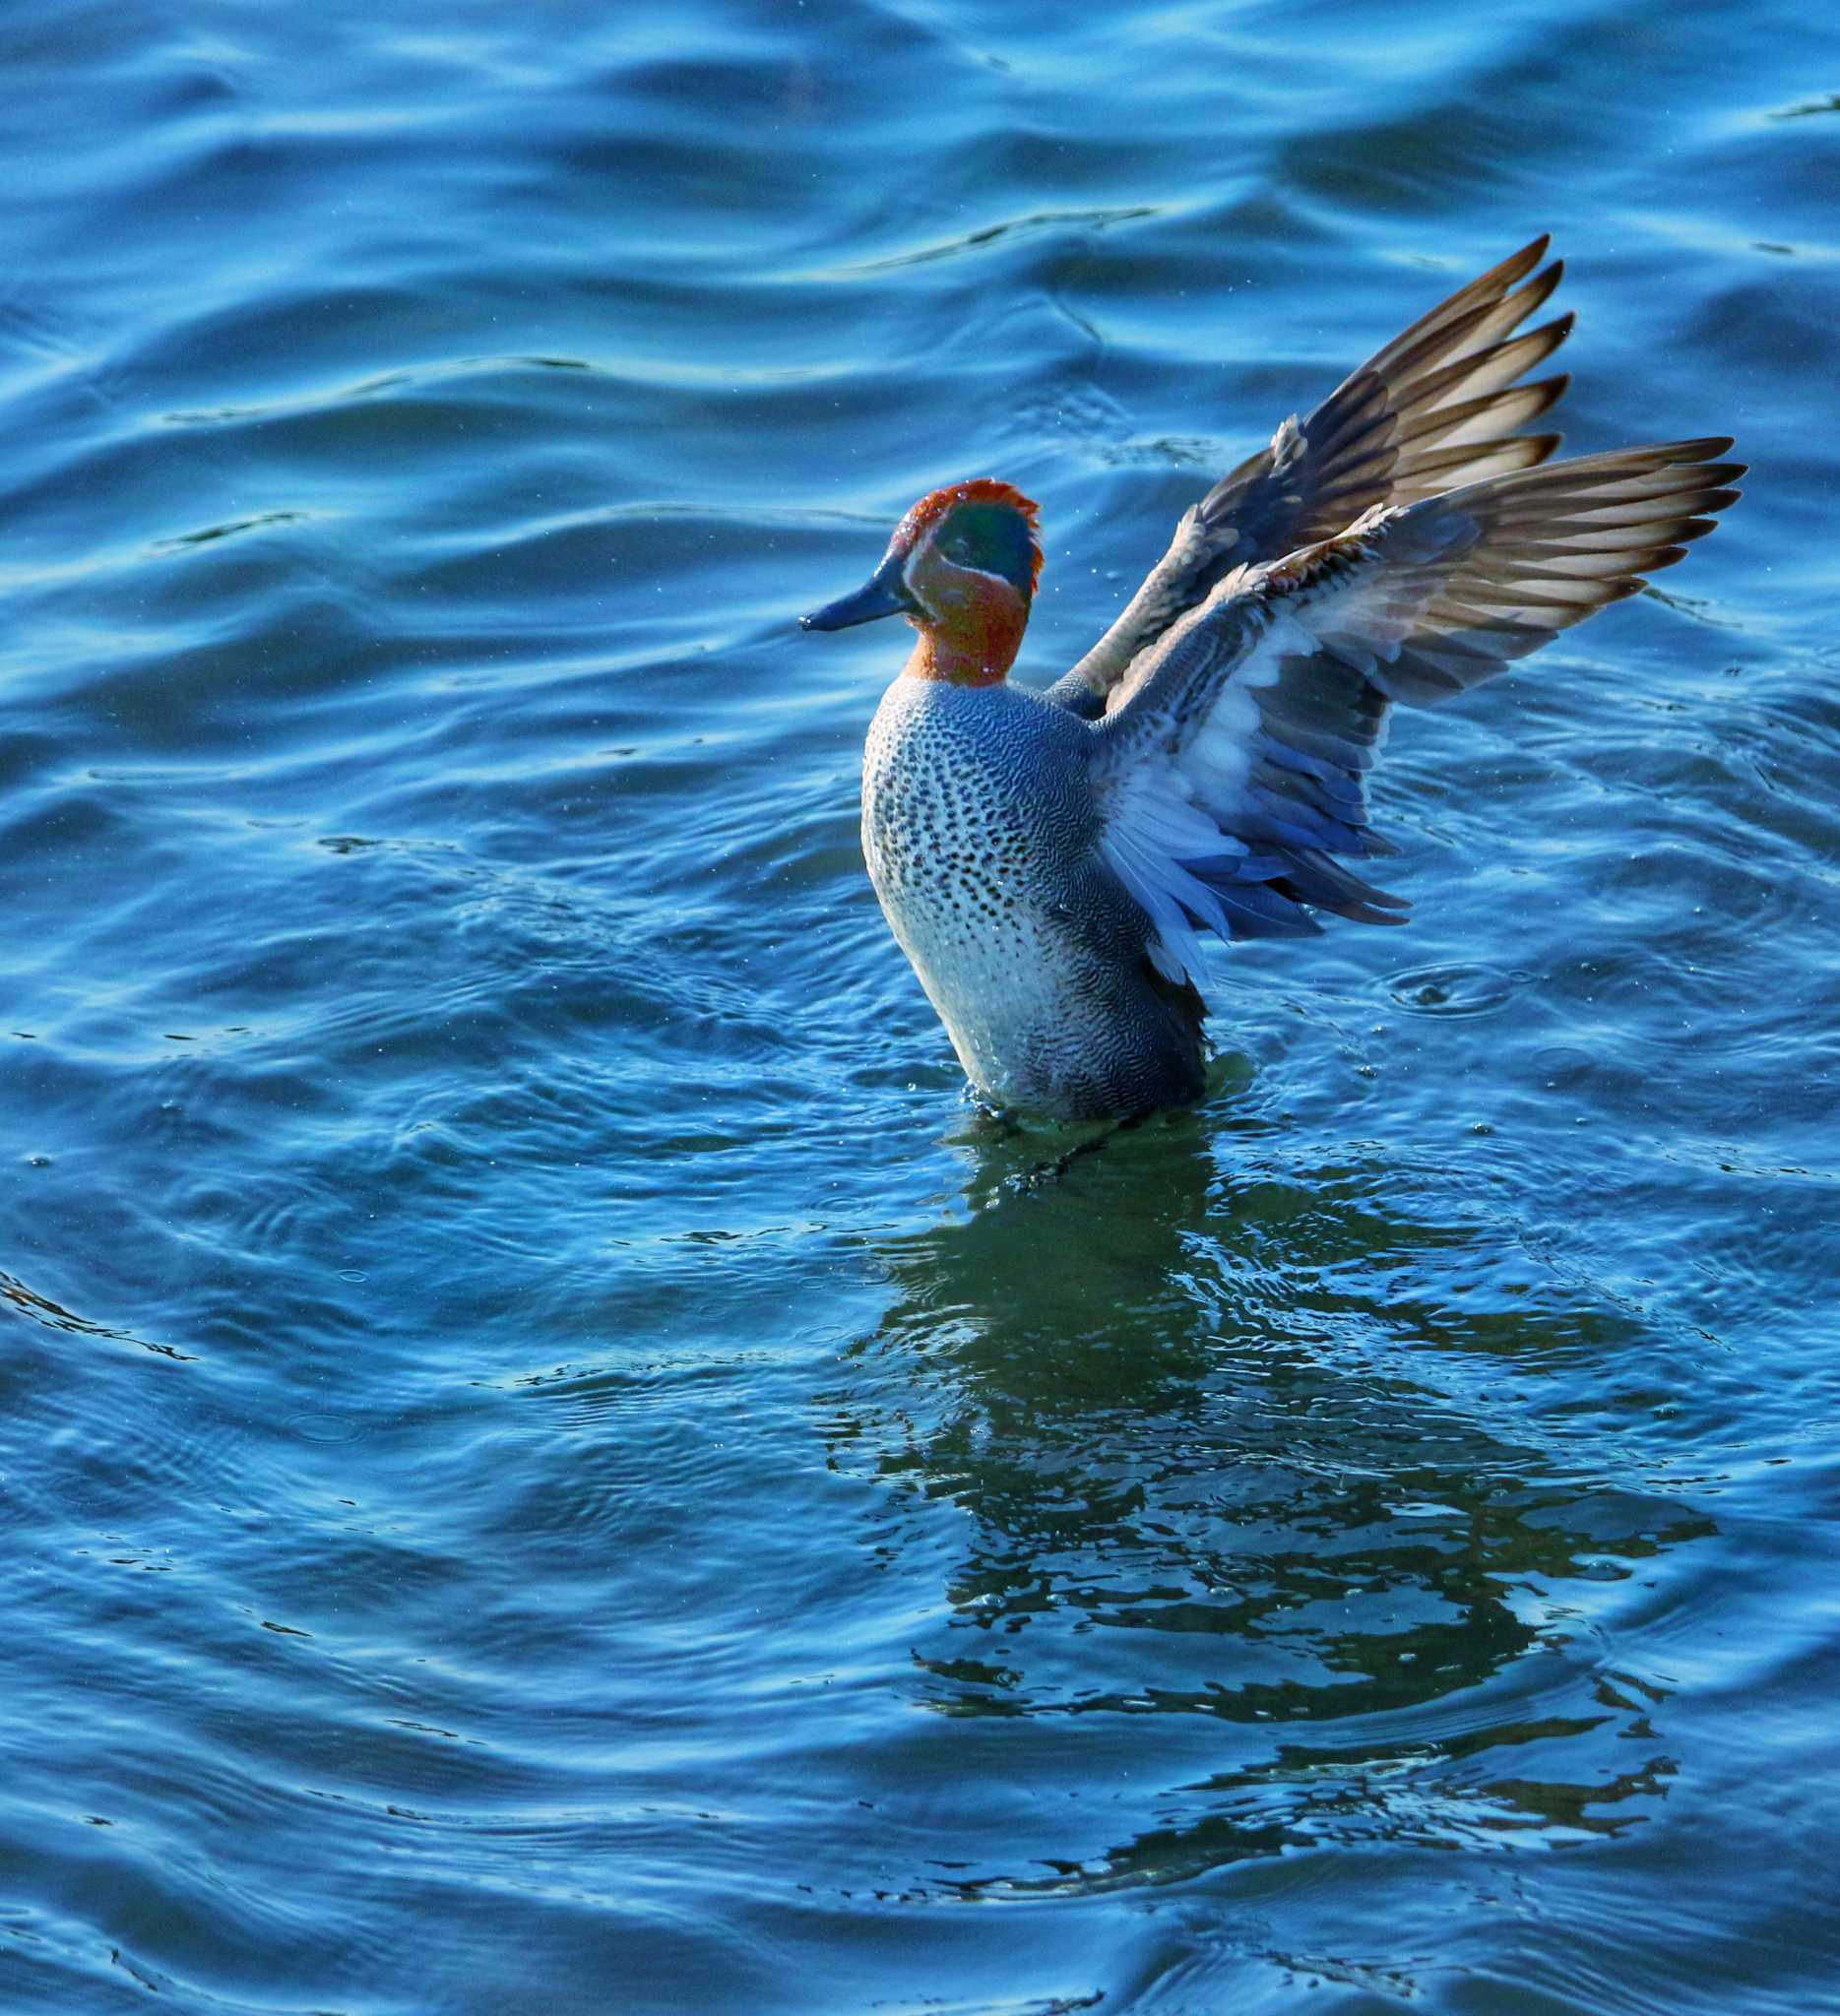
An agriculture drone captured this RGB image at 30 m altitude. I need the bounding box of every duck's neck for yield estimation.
[901,586,1026,688]
[902,633,1013,688]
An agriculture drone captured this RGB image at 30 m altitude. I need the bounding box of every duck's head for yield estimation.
[800,478,1042,685]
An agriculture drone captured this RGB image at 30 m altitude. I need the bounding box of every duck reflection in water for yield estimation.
[822,1120,1713,1890]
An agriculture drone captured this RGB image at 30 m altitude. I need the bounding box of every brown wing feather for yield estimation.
[1299,437,1745,703]
[1049,237,1572,716]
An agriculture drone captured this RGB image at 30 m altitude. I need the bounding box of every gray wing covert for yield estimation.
[1086,439,1745,984]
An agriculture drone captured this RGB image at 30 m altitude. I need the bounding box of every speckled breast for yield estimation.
[860,677,1117,1110]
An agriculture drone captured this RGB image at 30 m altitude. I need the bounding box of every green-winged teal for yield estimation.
[802,238,1743,1121]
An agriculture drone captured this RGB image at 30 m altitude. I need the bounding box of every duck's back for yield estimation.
[861,677,1206,1119]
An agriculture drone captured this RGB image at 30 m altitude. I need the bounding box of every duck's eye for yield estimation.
[944,536,973,564]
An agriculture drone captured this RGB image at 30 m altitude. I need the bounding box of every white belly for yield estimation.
[865,838,1071,1105]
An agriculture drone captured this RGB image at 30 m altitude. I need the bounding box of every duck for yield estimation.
[800,237,1742,1122]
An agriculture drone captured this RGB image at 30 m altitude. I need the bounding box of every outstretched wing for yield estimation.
[1047,236,1572,718]
[1087,439,1745,984]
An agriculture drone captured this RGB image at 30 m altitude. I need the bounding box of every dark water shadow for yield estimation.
[822,1116,1713,1892]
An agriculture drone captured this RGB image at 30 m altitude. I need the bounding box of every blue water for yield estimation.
[4,2,1838,2010]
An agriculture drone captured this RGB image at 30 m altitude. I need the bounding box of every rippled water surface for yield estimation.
[6,3,1839,2011]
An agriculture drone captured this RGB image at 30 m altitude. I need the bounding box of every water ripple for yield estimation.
[1,0,1836,2011]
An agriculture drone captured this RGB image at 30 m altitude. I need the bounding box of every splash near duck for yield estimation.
[801,238,1743,1122]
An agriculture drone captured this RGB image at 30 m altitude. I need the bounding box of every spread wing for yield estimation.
[1046,236,1572,719]
[1087,439,1745,984]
